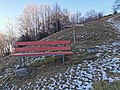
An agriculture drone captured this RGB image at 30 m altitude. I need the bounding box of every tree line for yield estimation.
[14,3,104,42]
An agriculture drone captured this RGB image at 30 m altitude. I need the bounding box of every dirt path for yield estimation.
[108,15,120,33]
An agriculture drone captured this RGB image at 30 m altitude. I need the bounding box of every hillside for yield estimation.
[0,14,120,90]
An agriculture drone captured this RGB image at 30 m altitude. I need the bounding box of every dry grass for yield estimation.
[0,13,120,88]
[93,81,120,90]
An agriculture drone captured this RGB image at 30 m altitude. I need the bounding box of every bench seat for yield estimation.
[12,51,73,57]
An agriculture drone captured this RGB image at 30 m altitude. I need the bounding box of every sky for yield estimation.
[0,0,115,33]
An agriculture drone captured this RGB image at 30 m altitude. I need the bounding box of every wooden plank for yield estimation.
[12,51,73,56]
[15,40,70,46]
[15,46,71,52]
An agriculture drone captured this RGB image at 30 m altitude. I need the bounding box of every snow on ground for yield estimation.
[108,15,120,33]
[1,42,120,90]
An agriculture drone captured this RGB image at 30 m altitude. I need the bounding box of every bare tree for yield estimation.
[0,33,5,56]
[85,10,98,21]
[97,12,104,18]
[79,16,85,24]
[70,11,82,24]
[0,33,11,56]
[50,2,62,33]
[112,0,120,13]
[5,20,16,46]
[75,11,81,24]
[17,4,42,40]
[85,10,103,22]
[70,13,76,25]
[3,19,18,55]
[60,9,71,29]
[17,4,52,40]
[39,4,52,32]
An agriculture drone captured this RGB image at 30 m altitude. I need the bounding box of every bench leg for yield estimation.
[62,55,65,64]
[16,57,29,76]
[19,57,25,68]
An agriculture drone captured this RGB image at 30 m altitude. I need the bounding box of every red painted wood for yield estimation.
[15,46,71,52]
[12,51,73,56]
[15,40,70,46]
[12,40,73,56]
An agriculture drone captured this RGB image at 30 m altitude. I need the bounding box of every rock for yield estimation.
[87,48,98,53]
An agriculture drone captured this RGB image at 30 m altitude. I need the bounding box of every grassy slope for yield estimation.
[0,14,120,88]
[93,81,120,90]
[41,13,119,63]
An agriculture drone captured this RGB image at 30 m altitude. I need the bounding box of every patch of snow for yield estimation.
[108,15,120,32]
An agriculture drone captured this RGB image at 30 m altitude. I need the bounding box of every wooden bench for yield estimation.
[12,40,73,76]
[12,40,73,64]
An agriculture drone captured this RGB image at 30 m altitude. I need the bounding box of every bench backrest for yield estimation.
[14,40,71,53]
